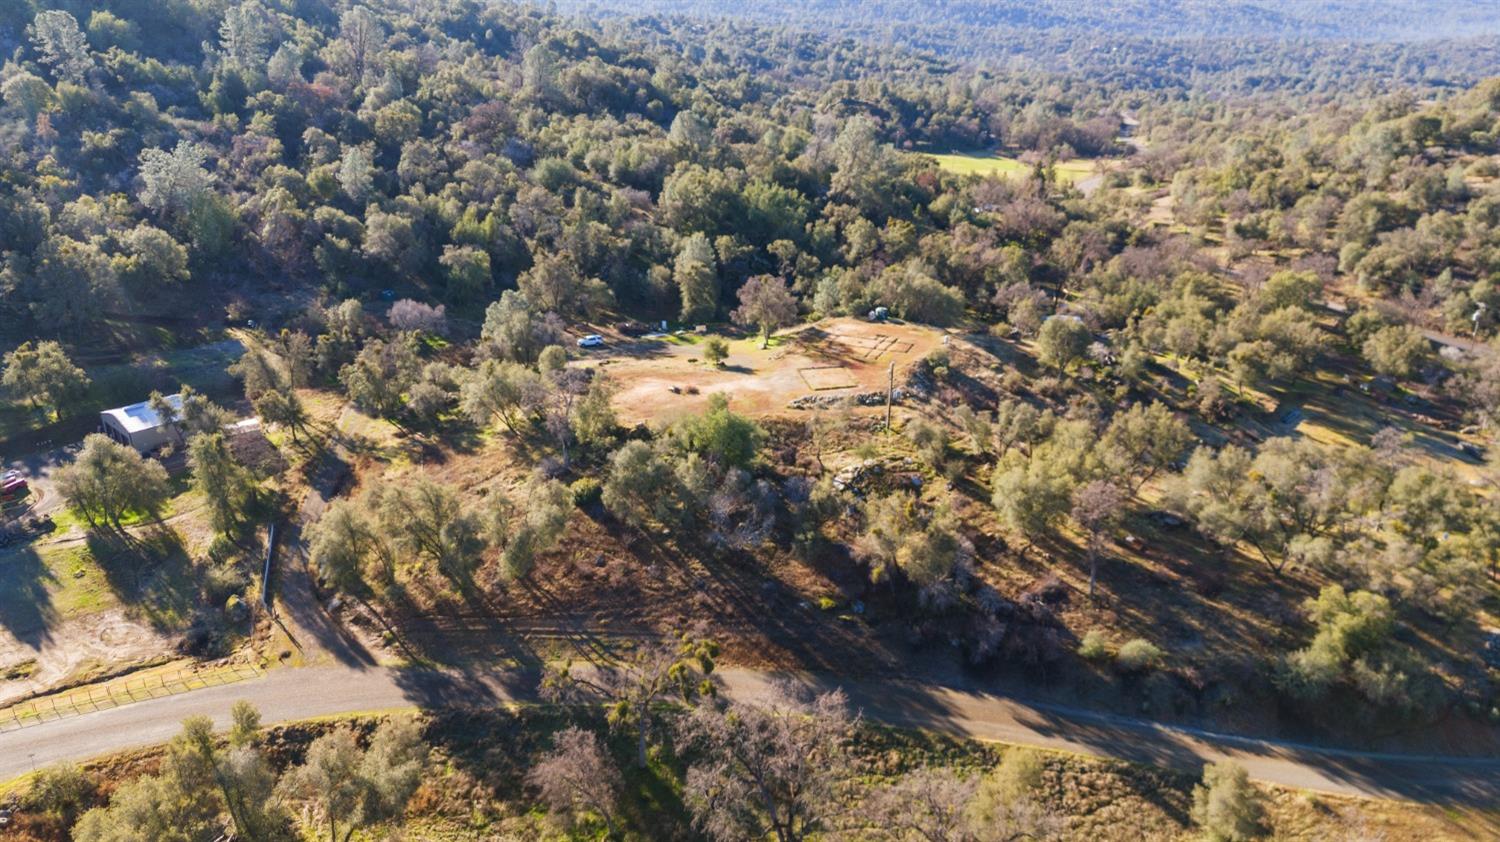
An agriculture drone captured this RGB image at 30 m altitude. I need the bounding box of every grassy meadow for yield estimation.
[924,150,1104,184]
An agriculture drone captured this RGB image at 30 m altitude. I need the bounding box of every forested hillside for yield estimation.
[560,0,1500,41]
[0,0,1131,339]
[558,0,1500,96]
[0,1,1498,839]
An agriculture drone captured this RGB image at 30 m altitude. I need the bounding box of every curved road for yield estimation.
[13,391,1488,804]
[1,663,1495,804]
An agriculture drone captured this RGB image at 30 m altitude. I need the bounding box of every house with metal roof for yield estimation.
[99,394,182,454]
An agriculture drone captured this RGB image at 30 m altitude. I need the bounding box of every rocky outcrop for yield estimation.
[787,389,902,409]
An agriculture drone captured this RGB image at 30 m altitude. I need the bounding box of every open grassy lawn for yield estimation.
[0,526,206,642]
[925,149,1104,184]
[0,544,114,636]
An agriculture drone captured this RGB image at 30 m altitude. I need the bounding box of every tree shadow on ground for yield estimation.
[593,338,679,361]
[0,544,58,650]
[663,530,902,674]
[275,524,378,668]
[1006,698,1500,805]
[782,671,1500,806]
[387,656,540,713]
[419,415,485,458]
[88,525,198,633]
[388,583,545,671]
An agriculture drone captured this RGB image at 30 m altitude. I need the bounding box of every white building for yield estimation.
[99,394,183,454]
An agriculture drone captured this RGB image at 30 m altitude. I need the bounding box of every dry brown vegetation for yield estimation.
[8,711,1488,842]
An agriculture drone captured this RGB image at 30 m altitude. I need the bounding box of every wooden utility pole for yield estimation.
[262,521,277,610]
[886,361,894,431]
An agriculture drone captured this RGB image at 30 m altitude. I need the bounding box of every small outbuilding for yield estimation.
[99,394,183,454]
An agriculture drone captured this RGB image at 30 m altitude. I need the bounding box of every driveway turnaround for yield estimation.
[1,664,1495,804]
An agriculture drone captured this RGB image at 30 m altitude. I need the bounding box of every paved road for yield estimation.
[1323,297,1488,355]
[1,664,1495,804]
[17,393,1486,804]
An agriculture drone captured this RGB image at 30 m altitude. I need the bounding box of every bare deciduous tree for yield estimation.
[540,367,592,469]
[707,467,778,552]
[1071,479,1125,599]
[851,765,1062,842]
[855,767,979,842]
[677,683,856,842]
[526,727,622,837]
[387,299,447,336]
[732,274,799,348]
[138,142,215,219]
[543,636,717,769]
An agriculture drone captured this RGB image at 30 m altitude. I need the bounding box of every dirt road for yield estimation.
[0,663,1493,804]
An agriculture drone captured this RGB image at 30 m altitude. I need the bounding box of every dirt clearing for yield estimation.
[798,366,859,390]
[593,318,946,425]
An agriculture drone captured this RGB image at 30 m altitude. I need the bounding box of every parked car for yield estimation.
[1150,510,1186,529]
[577,334,605,348]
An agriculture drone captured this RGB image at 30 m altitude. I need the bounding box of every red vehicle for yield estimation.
[1,473,28,500]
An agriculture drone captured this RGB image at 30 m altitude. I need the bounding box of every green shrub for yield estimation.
[926,349,951,379]
[224,593,249,623]
[1191,761,1265,842]
[1115,638,1164,672]
[980,746,1044,804]
[207,533,238,563]
[570,477,602,507]
[26,763,95,822]
[204,562,249,605]
[703,337,729,366]
[1078,629,1111,661]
